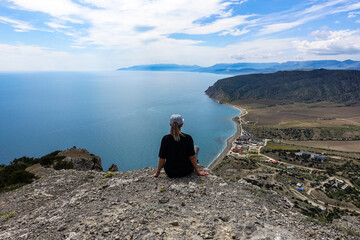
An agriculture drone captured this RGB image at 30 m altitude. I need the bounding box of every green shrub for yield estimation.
[1,211,15,220]
[0,163,36,192]
[104,172,115,178]
[8,169,34,185]
[11,156,38,166]
[53,160,74,170]
[39,151,64,167]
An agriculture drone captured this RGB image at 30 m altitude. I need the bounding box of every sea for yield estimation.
[0,71,240,171]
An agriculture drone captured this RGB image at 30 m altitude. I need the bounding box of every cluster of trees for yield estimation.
[0,158,35,192]
[325,184,360,208]
[264,149,325,169]
[325,161,360,188]
[0,151,72,192]
[247,127,314,140]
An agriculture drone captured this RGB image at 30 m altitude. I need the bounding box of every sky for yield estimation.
[1,0,360,71]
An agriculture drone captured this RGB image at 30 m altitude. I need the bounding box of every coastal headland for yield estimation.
[205,69,360,232]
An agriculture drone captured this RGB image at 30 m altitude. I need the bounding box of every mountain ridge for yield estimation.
[205,69,360,105]
[118,60,360,75]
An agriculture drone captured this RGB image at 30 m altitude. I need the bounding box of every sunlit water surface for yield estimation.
[0,71,239,171]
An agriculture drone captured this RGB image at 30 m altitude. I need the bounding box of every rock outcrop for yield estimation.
[57,147,102,171]
[108,164,119,172]
[0,167,355,240]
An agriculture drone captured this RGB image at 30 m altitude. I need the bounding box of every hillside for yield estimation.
[118,60,360,75]
[205,69,360,104]
[1,166,357,239]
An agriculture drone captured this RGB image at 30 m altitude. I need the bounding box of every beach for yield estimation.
[208,105,248,170]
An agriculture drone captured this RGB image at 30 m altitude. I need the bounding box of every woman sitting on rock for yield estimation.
[151,114,208,178]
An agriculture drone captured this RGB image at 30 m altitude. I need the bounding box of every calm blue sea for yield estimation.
[0,71,239,171]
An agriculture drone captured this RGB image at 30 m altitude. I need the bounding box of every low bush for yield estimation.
[0,162,36,193]
[0,151,62,192]
[53,160,74,170]
[104,172,115,178]
[39,151,65,167]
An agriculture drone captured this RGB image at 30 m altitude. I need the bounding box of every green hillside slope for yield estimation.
[205,69,360,105]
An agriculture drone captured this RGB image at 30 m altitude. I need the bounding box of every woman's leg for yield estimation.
[194,145,199,163]
[194,145,199,157]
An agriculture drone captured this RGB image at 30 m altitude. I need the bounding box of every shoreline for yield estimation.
[208,104,248,170]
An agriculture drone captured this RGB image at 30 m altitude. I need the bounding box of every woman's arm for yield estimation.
[189,155,209,176]
[151,158,165,177]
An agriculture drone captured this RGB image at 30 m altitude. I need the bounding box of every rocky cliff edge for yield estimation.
[0,166,354,240]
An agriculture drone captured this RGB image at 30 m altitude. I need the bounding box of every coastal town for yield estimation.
[211,108,360,226]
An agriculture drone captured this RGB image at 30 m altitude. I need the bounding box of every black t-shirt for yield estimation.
[158,133,195,178]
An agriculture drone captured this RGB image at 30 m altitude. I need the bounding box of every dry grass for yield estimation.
[235,101,360,128]
[283,140,360,153]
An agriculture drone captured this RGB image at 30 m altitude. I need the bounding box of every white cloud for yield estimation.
[183,15,254,35]
[0,38,298,71]
[259,0,360,35]
[6,0,254,50]
[220,27,250,36]
[6,0,360,48]
[2,0,360,70]
[301,0,347,15]
[8,0,82,17]
[260,20,305,35]
[310,30,331,40]
[0,43,105,71]
[117,37,298,67]
[45,21,70,30]
[348,11,360,18]
[294,29,360,55]
[0,16,37,32]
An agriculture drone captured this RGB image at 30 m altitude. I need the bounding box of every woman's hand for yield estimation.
[149,171,160,177]
[197,171,209,176]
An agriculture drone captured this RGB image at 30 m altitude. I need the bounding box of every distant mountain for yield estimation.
[118,64,202,72]
[205,69,360,104]
[117,60,360,75]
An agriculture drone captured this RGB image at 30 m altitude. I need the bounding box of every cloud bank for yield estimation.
[0,0,360,70]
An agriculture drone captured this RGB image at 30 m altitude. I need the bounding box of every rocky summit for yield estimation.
[0,167,354,240]
[57,147,103,171]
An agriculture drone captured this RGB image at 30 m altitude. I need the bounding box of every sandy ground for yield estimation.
[208,105,247,170]
[240,103,360,127]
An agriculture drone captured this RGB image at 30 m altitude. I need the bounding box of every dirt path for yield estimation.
[259,153,325,173]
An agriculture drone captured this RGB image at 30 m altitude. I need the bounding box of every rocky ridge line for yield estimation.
[0,167,353,240]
